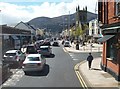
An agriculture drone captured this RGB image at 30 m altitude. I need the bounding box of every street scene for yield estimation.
[0,0,120,89]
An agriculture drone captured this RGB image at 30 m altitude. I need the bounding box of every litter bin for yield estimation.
[76,43,79,50]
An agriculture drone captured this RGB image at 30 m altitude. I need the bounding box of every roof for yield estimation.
[27,54,41,57]
[6,50,18,53]
[15,21,36,31]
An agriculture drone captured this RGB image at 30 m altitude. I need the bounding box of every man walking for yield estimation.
[87,53,93,70]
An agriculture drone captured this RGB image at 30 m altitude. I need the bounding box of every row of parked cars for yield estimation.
[3,39,59,75]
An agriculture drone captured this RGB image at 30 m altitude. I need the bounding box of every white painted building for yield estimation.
[89,19,102,37]
[14,21,36,41]
[15,21,36,35]
[89,19,103,42]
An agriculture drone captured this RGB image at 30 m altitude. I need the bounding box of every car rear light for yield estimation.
[37,63,41,66]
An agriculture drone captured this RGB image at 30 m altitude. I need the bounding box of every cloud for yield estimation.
[0,0,97,25]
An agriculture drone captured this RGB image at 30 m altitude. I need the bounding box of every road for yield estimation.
[2,45,101,88]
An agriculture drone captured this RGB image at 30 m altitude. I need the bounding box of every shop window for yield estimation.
[116,0,120,16]
[107,36,117,61]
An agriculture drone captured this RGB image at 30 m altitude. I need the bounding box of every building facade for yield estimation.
[98,0,120,81]
[15,21,36,42]
[89,19,102,42]
[1,25,31,57]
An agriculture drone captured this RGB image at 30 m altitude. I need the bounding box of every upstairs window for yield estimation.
[116,0,120,16]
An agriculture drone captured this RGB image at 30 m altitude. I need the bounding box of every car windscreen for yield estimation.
[54,42,58,44]
[65,42,69,44]
[28,57,40,61]
[26,46,37,54]
[5,53,16,56]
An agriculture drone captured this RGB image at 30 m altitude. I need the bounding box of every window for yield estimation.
[28,57,40,61]
[92,29,94,35]
[107,36,117,61]
[5,53,16,56]
[116,0,120,16]
[98,29,100,34]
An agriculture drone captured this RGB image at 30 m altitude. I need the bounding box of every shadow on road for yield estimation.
[25,64,50,76]
[44,54,55,58]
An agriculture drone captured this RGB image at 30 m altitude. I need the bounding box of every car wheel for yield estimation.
[24,71,28,75]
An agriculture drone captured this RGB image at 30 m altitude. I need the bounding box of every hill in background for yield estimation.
[28,11,97,33]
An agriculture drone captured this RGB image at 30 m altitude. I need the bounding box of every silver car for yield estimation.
[38,46,52,56]
[64,41,71,47]
[22,54,46,74]
[3,50,25,65]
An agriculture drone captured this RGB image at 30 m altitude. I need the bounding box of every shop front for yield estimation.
[98,23,120,81]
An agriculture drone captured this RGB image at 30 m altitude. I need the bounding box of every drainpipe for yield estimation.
[104,1,108,72]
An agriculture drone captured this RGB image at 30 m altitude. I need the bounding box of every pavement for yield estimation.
[59,40,120,88]
[66,42,103,53]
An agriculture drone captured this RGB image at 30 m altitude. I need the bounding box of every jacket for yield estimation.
[87,55,93,61]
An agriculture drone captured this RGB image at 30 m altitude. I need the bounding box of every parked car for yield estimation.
[52,41,59,46]
[38,46,52,56]
[3,50,25,65]
[42,41,51,46]
[64,41,71,47]
[35,40,44,48]
[21,44,38,56]
[22,54,46,74]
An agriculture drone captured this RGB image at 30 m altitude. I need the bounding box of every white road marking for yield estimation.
[71,56,74,59]
[73,59,78,61]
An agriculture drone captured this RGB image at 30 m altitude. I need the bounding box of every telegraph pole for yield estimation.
[68,11,70,40]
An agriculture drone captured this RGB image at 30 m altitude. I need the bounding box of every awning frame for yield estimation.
[97,35,115,43]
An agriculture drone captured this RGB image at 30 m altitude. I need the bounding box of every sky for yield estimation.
[0,0,98,26]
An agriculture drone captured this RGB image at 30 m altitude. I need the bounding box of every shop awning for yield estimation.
[11,35,19,40]
[97,35,114,42]
[93,34,103,38]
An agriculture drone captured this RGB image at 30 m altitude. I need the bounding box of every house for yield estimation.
[15,21,36,42]
[98,0,120,81]
[1,25,31,57]
[89,19,102,43]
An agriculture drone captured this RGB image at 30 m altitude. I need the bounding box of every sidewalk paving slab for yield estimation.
[60,40,120,89]
[79,58,120,88]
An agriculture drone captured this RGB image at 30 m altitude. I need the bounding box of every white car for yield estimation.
[3,50,25,65]
[64,41,71,47]
[22,54,46,74]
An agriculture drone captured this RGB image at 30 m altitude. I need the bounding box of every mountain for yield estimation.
[28,11,97,33]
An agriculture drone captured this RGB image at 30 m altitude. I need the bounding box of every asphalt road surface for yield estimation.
[2,45,101,88]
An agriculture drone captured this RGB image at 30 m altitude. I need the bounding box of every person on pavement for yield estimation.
[87,53,93,70]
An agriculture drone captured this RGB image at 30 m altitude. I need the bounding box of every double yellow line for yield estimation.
[74,64,88,89]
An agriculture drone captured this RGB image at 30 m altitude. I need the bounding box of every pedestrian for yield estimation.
[87,53,93,70]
